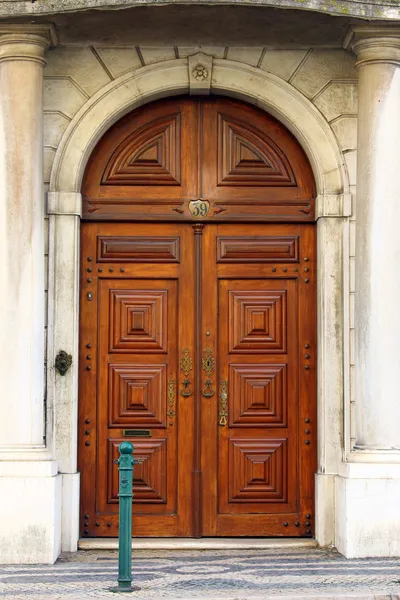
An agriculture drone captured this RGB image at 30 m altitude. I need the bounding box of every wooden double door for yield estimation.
[79,221,316,538]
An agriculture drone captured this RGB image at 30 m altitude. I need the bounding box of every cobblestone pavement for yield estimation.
[1,547,400,600]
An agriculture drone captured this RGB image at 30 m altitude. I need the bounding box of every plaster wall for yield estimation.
[42,45,356,551]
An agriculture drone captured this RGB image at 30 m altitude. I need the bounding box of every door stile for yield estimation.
[192,109,203,538]
[297,225,317,534]
[175,224,196,536]
[192,223,204,537]
[200,225,219,536]
[78,224,100,534]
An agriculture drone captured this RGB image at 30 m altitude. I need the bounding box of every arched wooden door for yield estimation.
[79,97,317,538]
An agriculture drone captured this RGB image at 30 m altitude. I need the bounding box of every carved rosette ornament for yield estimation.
[192,65,208,81]
[188,52,213,95]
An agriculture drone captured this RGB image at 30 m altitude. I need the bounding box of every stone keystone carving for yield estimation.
[188,53,213,95]
[192,65,209,81]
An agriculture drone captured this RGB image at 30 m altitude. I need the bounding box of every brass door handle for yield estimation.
[180,378,192,397]
[219,380,228,426]
[202,379,214,398]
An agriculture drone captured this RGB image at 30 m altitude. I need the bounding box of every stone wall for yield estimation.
[1,0,399,20]
[43,44,357,447]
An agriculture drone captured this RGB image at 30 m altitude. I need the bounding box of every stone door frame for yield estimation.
[46,57,350,551]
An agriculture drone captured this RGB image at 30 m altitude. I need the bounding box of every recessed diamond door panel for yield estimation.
[109,289,168,353]
[108,438,168,504]
[229,289,287,353]
[108,364,167,427]
[229,438,288,503]
[229,363,288,427]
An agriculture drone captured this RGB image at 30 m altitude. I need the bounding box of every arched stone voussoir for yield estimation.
[50,57,348,204]
[50,58,189,194]
[212,59,347,197]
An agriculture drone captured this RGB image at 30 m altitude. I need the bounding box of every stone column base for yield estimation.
[0,459,61,564]
[335,462,400,558]
[315,473,336,548]
[61,472,80,552]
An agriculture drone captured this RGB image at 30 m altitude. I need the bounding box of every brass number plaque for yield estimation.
[189,199,210,219]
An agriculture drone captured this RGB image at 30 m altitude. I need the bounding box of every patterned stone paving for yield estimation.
[1,548,400,599]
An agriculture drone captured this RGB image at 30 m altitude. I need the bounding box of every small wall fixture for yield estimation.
[55,350,72,376]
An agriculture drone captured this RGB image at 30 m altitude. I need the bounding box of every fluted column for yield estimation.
[0,25,56,456]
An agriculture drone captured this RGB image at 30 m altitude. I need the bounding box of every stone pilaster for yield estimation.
[47,192,82,553]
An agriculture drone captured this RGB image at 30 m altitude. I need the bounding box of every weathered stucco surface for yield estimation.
[0,0,399,20]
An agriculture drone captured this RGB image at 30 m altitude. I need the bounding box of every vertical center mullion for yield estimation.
[192,223,204,537]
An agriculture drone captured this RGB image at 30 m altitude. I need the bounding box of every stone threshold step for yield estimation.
[79,537,318,550]
[149,597,400,600]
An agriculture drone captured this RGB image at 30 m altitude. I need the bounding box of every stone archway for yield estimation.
[50,58,347,197]
[47,56,350,551]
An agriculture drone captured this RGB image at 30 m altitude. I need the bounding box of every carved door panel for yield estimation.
[201,224,316,537]
[200,98,315,221]
[79,222,195,537]
[82,97,198,220]
[82,97,315,222]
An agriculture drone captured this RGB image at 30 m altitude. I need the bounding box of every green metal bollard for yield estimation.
[110,441,140,593]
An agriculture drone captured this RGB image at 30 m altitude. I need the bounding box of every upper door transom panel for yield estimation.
[82,96,316,222]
